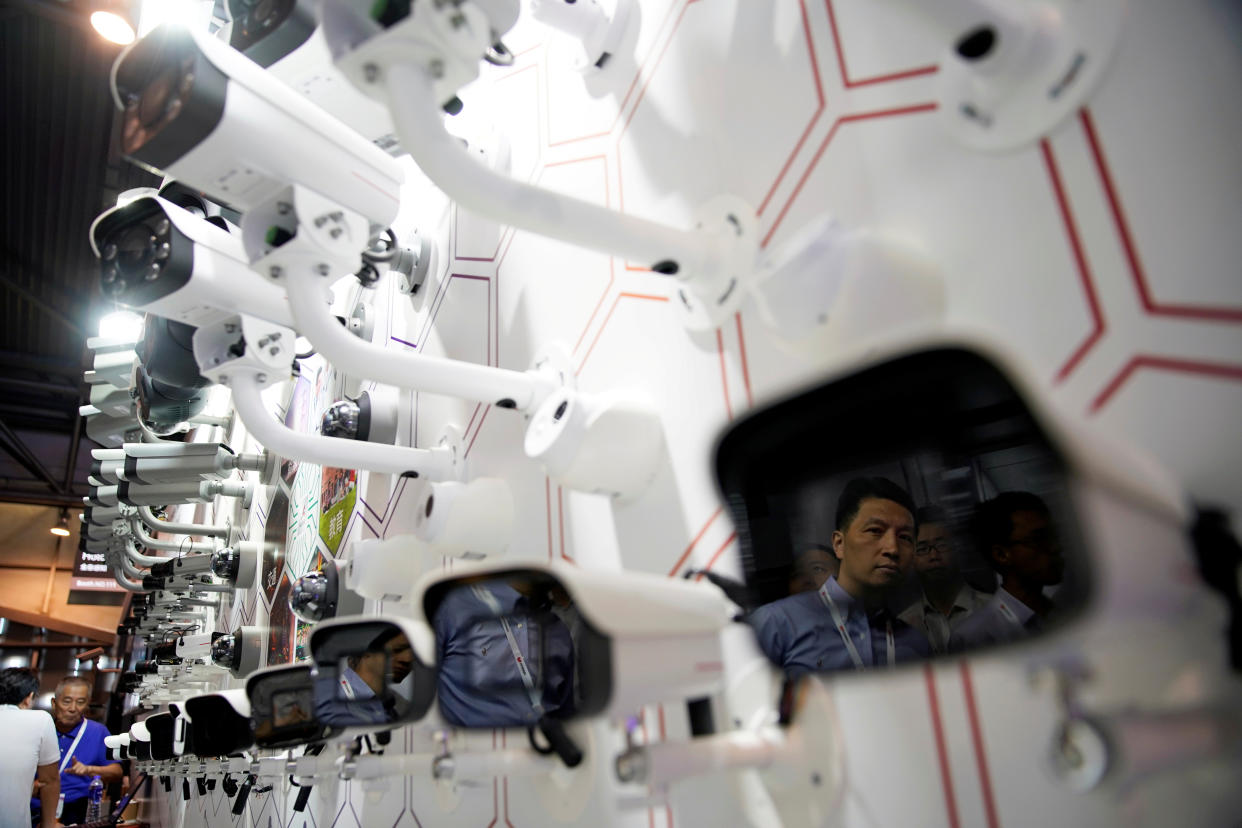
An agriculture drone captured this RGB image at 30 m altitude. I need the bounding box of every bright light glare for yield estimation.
[137,0,210,38]
[98,310,145,342]
[50,526,71,537]
[90,11,136,45]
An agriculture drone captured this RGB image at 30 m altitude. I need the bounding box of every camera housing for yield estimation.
[89,196,294,329]
[110,23,402,226]
[210,625,264,678]
[289,557,364,624]
[183,689,255,755]
[416,561,735,723]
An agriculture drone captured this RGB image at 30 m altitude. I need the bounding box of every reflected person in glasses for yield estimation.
[898,506,992,654]
[951,492,1064,650]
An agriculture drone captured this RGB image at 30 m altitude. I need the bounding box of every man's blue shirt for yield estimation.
[433,583,575,728]
[41,718,112,804]
[313,666,390,728]
[749,577,930,677]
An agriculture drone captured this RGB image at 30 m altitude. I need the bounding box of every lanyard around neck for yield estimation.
[472,586,544,715]
[995,594,1027,633]
[59,721,88,772]
[818,582,894,670]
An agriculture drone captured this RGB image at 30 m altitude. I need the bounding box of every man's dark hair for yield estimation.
[347,626,405,670]
[0,667,40,705]
[973,491,1050,567]
[835,477,917,532]
[916,505,949,527]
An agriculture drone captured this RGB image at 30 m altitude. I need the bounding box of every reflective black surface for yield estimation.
[308,620,436,732]
[249,664,327,748]
[422,571,612,728]
[715,348,1090,677]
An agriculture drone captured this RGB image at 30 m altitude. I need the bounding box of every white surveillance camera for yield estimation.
[345,535,424,603]
[110,23,403,227]
[117,441,273,486]
[113,478,255,509]
[211,543,260,588]
[89,195,293,329]
[308,614,438,738]
[524,389,664,500]
[210,625,264,678]
[225,0,400,152]
[128,719,153,760]
[246,663,329,748]
[146,554,216,580]
[320,386,399,445]
[183,689,255,755]
[289,557,364,624]
[104,734,130,762]
[144,712,178,760]
[173,632,218,661]
[416,561,735,723]
[411,477,513,559]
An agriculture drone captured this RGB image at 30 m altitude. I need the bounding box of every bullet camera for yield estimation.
[104,734,130,762]
[246,663,329,748]
[183,689,255,755]
[417,561,735,723]
[210,625,264,678]
[128,720,153,760]
[225,0,400,152]
[110,23,403,226]
[88,195,294,329]
[174,632,225,661]
[144,711,178,760]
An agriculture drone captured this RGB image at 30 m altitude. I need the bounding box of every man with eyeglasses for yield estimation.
[951,491,1064,650]
[898,506,991,653]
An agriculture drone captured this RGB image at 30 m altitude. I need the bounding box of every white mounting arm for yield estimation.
[122,538,174,568]
[130,519,219,555]
[285,265,557,412]
[228,370,457,480]
[136,506,232,540]
[384,61,735,280]
[112,566,146,592]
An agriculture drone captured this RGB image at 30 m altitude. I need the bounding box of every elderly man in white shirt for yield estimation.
[0,667,60,828]
[899,506,991,653]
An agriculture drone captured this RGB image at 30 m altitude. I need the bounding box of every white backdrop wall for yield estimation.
[139,0,1242,826]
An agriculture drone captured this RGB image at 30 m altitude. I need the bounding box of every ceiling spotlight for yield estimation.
[89,2,136,46]
[50,510,71,538]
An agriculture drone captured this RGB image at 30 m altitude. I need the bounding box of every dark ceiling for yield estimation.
[0,0,161,507]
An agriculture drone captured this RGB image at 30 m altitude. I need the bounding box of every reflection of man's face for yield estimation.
[914,523,956,578]
[52,682,90,732]
[788,548,838,594]
[1001,510,1064,586]
[833,498,915,596]
[384,634,414,685]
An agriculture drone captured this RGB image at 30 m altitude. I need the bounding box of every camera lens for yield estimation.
[122,55,193,156]
[320,400,360,439]
[289,571,331,623]
[210,634,237,669]
[106,211,172,292]
[212,548,241,582]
